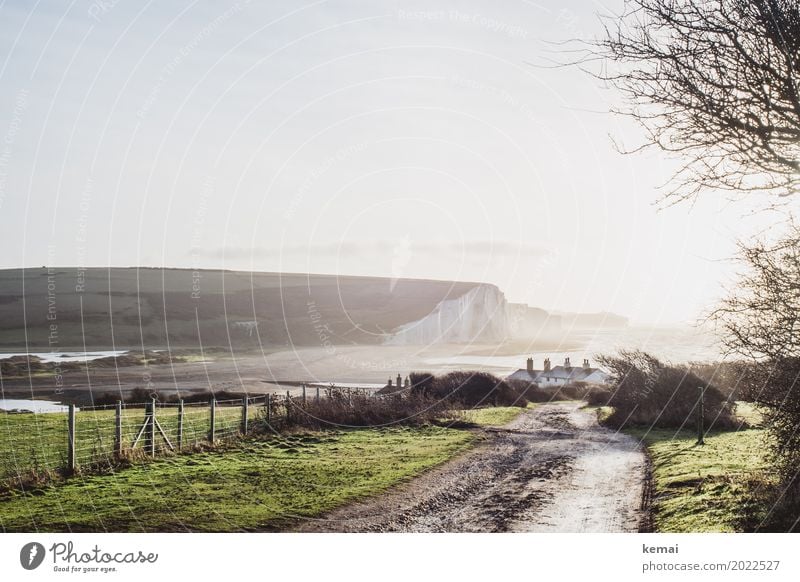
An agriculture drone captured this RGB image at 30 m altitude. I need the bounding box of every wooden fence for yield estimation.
[0,386,382,481]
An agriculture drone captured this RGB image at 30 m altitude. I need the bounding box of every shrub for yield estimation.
[408,372,435,397]
[508,381,612,404]
[424,371,529,408]
[686,360,751,401]
[260,388,445,431]
[582,386,613,406]
[597,350,737,429]
[377,371,529,408]
[737,358,800,491]
[506,380,551,402]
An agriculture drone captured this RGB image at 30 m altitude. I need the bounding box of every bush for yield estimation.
[423,371,529,408]
[506,380,551,403]
[597,350,738,429]
[582,386,613,406]
[686,360,751,401]
[408,372,435,397]
[506,380,612,404]
[378,371,530,408]
[738,358,800,489]
[261,388,445,431]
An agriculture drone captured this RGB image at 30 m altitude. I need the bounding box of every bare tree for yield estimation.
[716,223,800,360]
[595,0,800,522]
[716,225,800,513]
[595,0,800,202]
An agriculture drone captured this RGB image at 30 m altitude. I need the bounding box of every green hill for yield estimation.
[0,268,479,350]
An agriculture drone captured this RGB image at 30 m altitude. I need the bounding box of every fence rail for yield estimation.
[0,386,388,482]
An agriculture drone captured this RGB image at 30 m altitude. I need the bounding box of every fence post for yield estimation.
[146,398,156,457]
[347,387,352,406]
[114,401,122,458]
[67,404,76,473]
[316,386,320,403]
[241,397,249,434]
[209,398,216,443]
[696,385,705,445]
[302,384,307,406]
[266,393,272,425]
[177,399,184,451]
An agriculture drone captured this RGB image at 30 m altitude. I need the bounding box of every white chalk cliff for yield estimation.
[384,284,509,345]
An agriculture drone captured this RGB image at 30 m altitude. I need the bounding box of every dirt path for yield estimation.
[296,402,647,532]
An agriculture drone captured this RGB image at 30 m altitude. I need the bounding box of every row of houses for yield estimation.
[507,357,611,387]
[377,357,611,394]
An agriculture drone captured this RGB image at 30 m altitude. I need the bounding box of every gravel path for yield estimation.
[296,402,647,532]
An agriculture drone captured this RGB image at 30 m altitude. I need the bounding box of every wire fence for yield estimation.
[0,386,386,483]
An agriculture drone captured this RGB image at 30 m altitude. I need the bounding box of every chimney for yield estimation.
[565,357,571,369]
[397,373,402,388]
[544,358,551,372]
[583,358,590,370]
[526,357,533,373]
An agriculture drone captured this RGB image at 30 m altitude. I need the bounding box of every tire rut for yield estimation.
[296,402,646,533]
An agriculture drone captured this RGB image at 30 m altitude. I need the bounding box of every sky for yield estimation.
[0,0,783,324]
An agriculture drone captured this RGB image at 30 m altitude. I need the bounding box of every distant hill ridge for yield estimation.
[0,267,482,350]
[0,268,627,350]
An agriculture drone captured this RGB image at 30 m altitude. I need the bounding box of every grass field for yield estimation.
[0,404,245,482]
[0,402,529,532]
[460,405,529,426]
[0,426,475,532]
[624,402,771,532]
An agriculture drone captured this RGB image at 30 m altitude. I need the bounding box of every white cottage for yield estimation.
[507,357,611,388]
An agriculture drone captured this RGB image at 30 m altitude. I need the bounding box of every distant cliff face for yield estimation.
[0,268,478,350]
[384,284,509,345]
[0,267,625,350]
[506,302,562,337]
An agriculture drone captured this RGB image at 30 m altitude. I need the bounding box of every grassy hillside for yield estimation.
[0,426,475,532]
[622,403,771,532]
[0,268,480,350]
[627,425,769,532]
[0,403,537,532]
[0,404,245,481]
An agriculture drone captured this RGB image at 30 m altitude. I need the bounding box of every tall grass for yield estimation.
[261,388,447,431]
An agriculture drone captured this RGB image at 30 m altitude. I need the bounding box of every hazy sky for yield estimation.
[0,0,781,324]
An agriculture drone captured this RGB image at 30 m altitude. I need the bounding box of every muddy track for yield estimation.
[296,402,647,532]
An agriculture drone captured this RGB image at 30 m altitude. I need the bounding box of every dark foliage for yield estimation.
[505,379,612,405]
[505,380,552,403]
[716,226,800,361]
[715,225,800,507]
[379,371,530,408]
[581,385,614,407]
[260,388,446,431]
[738,359,800,486]
[597,350,737,429]
[408,372,436,397]
[422,371,529,408]
[686,361,752,401]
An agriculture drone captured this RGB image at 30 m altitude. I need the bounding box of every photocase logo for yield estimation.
[20,542,46,570]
